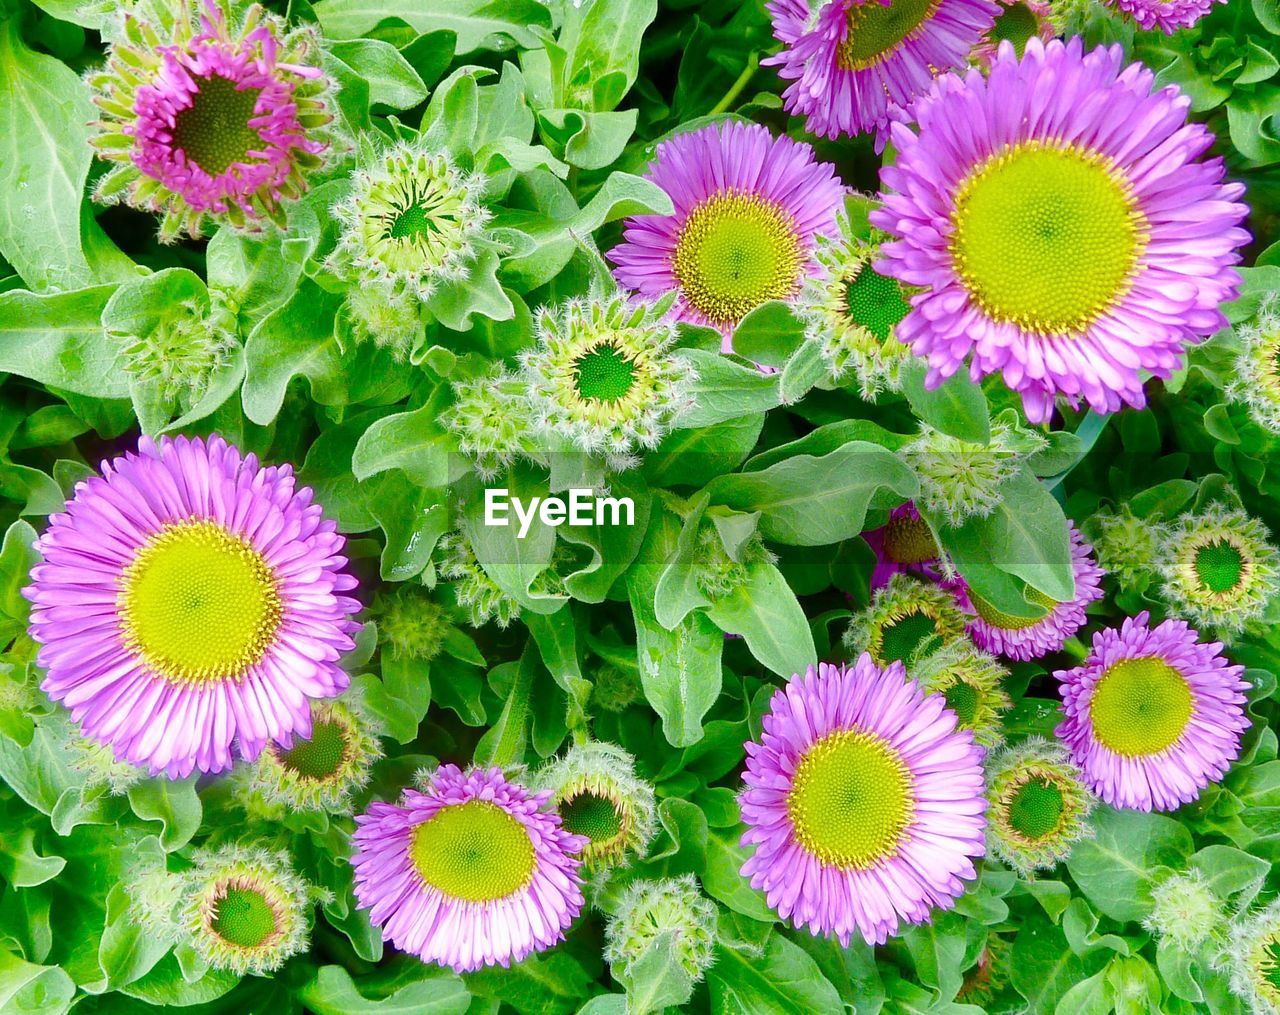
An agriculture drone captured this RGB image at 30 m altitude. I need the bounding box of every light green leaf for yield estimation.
[313,0,550,53]
[126,777,202,852]
[0,949,74,1015]
[705,558,815,678]
[0,286,128,398]
[708,928,843,1014]
[299,965,470,1014]
[1066,806,1193,922]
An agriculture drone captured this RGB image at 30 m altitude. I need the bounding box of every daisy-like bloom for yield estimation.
[862,501,943,590]
[764,0,998,142]
[351,765,586,973]
[900,416,1046,525]
[533,741,657,872]
[1103,0,1224,33]
[740,657,987,945]
[608,122,845,346]
[1054,612,1250,812]
[236,698,382,814]
[126,845,315,976]
[329,141,490,300]
[912,641,1011,747]
[1084,506,1161,591]
[843,573,969,667]
[604,876,717,984]
[952,523,1104,660]
[1227,294,1280,434]
[872,39,1249,424]
[444,369,537,479]
[1143,869,1224,951]
[519,293,696,465]
[1227,900,1280,1014]
[970,0,1055,65]
[795,219,915,398]
[88,0,330,241]
[1157,505,1280,639]
[370,585,450,665]
[984,737,1093,875]
[25,435,360,778]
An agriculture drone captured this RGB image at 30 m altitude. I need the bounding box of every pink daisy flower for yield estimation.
[351,766,586,972]
[88,0,331,241]
[1104,0,1225,33]
[863,501,943,590]
[765,0,999,142]
[740,657,987,946]
[1055,612,1250,812]
[872,38,1249,423]
[951,524,1104,660]
[25,435,360,779]
[608,121,845,349]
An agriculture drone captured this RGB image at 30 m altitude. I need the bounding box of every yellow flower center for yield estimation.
[838,0,942,70]
[119,520,282,684]
[950,141,1147,335]
[969,585,1057,630]
[410,800,537,902]
[787,728,914,869]
[882,513,937,564]
[1090,656,1194,757]
[672,190,803,328]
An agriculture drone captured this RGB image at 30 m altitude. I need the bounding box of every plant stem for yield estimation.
[709,52,760,116]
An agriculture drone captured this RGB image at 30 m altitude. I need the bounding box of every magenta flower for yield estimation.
[872,39,1249,423]
[952,524,1104,660]
[608,121,845,348]
[25,436,360,778]
[88,0,330,241]
[1104,0,1225,33]
[1055,613,1250,812]
[765,0,998,142]
[740,657,986,946]
[863,501,942,590]
[351,766,586,972]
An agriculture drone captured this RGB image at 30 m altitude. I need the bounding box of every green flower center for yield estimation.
[559,790,623,844]
[120,521,282,684]
[211,887,279,949]
[950,141,1147,335]
[1261,940,1280,996]
[574,344,637,403]
[839,0,942,70]
[787,728,914,869]
[172,75,264,177]
[1090,656,1193,757]
[277,719,347,781]
[944,681,980,726]
[410,800,536,902]
[1006,776,1065,841]
[673,190,803,327]
[879,610,938,664]
[1193,538,1245,594]
[882,513,937,565]
[390,201,446,241]
[364,154,472,274]
[989,1,1040,52]
[843,262,911,341]
[969,585,1057,630]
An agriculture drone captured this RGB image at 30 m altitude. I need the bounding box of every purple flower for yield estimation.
[351,766,586,972]
[1054,612,1250,812]
[863,501,942,590]
[25,435,359,778]
[608,121,845,348]
[1105,0,1224,33]
[740,657,986,946]
[88,0,330,241]
[951,524,1104,660]
[872,38,1250,423]
[765,0,998,142]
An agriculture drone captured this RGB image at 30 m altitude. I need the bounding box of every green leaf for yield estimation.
[1009,919,1103,1015]
[313,0,551,53]
[0,23,130,291]
[708,927,843,1014]
[618,930,695,1013]
[126,777,202,852]
[0,828,65,888]
[473,646,539,767]
[1066,806,1193,922]
[329,39,428,110]
[676,349,781,428]
[706,442,918,546]
[0,949,74,1015]
[242,282,344,425]
[352,402,450,487]
[729,301,805,368]
[298,965,470,1014]
[0,286,128,399]
[464,950,592,1015]
[900,360,991,444]
[705,558,815,678]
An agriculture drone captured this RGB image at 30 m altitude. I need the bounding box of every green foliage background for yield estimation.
[0,0,1278,1011]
